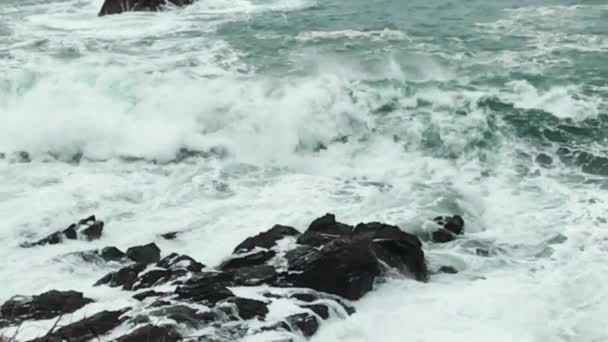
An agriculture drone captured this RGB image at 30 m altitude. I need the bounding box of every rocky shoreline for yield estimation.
[1,213,464,341]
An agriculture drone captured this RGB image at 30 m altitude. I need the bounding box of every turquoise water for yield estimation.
[1,0,607,341]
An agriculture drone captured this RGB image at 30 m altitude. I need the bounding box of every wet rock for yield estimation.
[157,253,205,273]
[21,216,104,247]
[225,297,269,320]
[286,313,319,337]
[132,269,173,290]
[95,263,147,290]
[133,290,166,301]
[126,243,161,265]
[100,246,128,261]
[160,232,179,240]
[476,248,490,257]
[433,215,465,235]
[233,225,300,253]
[289,293,317,303]
[300,304,330,319]
[99,0,195,16]
[297,214,353,247]
[439,266,458,274]
[432,228,455,243]
[27,308,129,342]
[535,153,553,167]
[175,272,234,303]
[149,305,205,328]
[115,324,181,342]
[228,264,278,286]
[1,290,93,322]
[220,250,276,270]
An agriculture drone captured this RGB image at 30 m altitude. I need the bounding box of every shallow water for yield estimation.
[1,0,607,341]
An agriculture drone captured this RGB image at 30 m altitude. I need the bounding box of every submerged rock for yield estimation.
[1,290,94,323]
[21,216,104,248]
[98,0,195,16]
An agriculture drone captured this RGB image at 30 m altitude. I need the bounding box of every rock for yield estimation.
[95,263,147,290]
[98,0,195,16]
[300,304,330,319]
[174,272,234,303]
[228,264,278,286]
[476,248,490,257]
[21,216,104,247]
[286,313,319,337]
[220,250,276,270]
[100,246,127,261]
[132,269,173,290]
[233,225,300,253]
[535,153,553,167]
[115,324,181,342]
[296,214,353,247]
[160,232,179,240]
[157,253,205,272]
[439,266,458,274]
[433,215,465,235]
[289,293,317,303]
[432,228,455,243]
[149,305,206,328]
[1,290,93,322]
[133,290,165,301]
[126,243,161,265]
[285,245,317,269]
[224,297,269,320]
[27,309,129,342]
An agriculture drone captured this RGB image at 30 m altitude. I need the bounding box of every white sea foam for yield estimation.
[296,29,408,42]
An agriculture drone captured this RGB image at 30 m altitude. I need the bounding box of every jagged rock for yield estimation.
[132,269,173,290]
[289,293,317,303]
[100,246,128,261]
[297,213,353,247]
[433,215,465,235]
[157,253,205,272]
[228,265,278,286]
[432,228,455,243]
[115,324,181,342]
[286,313,319,337]
[1,290,93,322]
[160,231,179,240]
[133,290,166,301]
[220,250,276,270]
[21,216,104,247]
[233,225,300,253]
[285,246,317,269]
[300,304,330,319]
[95,263,147,290]
[175,272,234,303]
[98,0,195,16]
[126,243,161,265]
[224,297,269,320]
[27,309,129,342]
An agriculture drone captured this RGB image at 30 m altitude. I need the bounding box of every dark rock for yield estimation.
[1,290,93,322]
[261,321,292,332]
[175,272,234,303]
[95,263,147,290]
[476,248,490,257]
[433,215,465,235]
[439,266,458,274]
[149,305,205,328]
[115,324,181,342]
[160,232,179,240]
[233,225,300,253]
[535,153,553,167]
[133,290,165,301]
[100,246,127,261]
[99,0,195,16]
[27,309,129,342]
[286,313,319,337]
[289,293,317,303]
[225,297,269,320]
[285,245,318,269]
[297,214,353,247]
[133,269,173,290]
[126,243,161,265]
[432,229,455,243]
[301,304,330,319]
[157,253,205,272]
[21,216,104,247]
[220,250,276,270]
[228,265,278,286]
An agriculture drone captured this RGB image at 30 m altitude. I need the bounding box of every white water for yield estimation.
[1,0,608,341]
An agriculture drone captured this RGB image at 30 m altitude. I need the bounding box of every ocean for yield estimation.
[1,0,607,341]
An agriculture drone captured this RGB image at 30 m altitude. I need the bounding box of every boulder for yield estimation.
[1,290,93,322]
[100,246,128,261]
[157,253,205,272]
[174,272,234,303]
[300,304,330,319]
[433,215,465,235]
[224,297,269,320]
[115,324,181,342]
[126,243,161,265]
[26,309,129,342]
[286,313,319,337]
[220,250,276,270]
[21,216,104,247]
[94,263,148,290]
[98,0,195,16]
[233,225,300,253]
[432,228,455,243]
[297,214,353,247]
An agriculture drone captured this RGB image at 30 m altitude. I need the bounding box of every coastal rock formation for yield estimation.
[98,0,195,16]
